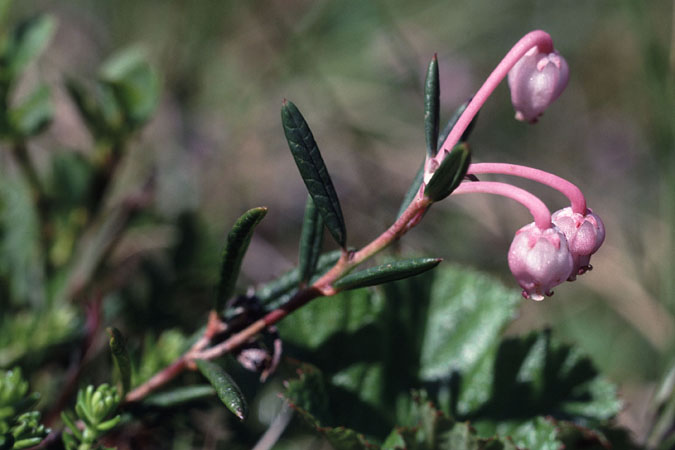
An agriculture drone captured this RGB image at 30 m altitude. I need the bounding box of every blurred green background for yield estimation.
[11,0,674,442]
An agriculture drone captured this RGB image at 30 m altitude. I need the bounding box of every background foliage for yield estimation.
[0,0,673,448]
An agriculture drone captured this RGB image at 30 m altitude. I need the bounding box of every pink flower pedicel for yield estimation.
[422,30,604,300]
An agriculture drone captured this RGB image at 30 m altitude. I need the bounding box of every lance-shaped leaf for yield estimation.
[298,195,324,284]
[144,385,215,408]
[215,207,267,312]
[424,55,440,158]
[6,15,56,77]
[281,100,346,247]
[10,84,52,137]
[397,160,424,219]
[107,328,131,396]
[424,144,471,202]
[334,257,442,291]
[438,99,479,152]
[194,359,247,421]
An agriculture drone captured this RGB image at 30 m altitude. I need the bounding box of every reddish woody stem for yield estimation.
[452,181,552,230]
[468,162,587,214]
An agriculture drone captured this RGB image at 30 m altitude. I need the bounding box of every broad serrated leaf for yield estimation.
[397,160,424,219]
[424,55,440,158]
[298,195,324,284]
[194,359,247,421]
[334,258,442,291]
[6,15,56,76]
[281,100,346,247]
[100,46,160,129]
[143,385,215,408]
[215,207,267,312]
[10,84,51,137]
[424,143,471,202]
[107,328,131,396]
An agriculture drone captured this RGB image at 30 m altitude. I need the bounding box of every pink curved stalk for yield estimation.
[468,163,586,214]
[452,181,551,230]
[437,30,553,157]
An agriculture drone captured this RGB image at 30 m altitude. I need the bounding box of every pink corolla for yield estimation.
[552,207,605,279]
[508,47,569,123]
[508,223,573,301]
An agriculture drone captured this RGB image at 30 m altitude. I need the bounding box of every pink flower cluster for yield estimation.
[424,30,604,300]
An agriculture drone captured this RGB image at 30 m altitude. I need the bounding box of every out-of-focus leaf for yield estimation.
[424,55,440,158]
[424,143,471,202]
[65,78,112,138]
[215,207,267,312]
[194,359,247,421]
[281,100,346,247]
[6,15,56,77]
[334,258,442,291]
[100,46,160,129]
[143,385,215,408]
[298,195,324,285]
[396,160,424,219]
[107,328,131,396]
[9,84,51,137]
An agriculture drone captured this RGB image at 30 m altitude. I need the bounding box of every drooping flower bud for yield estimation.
[507,46,569,123]
[551,207,605,280]
[508,223,573,301]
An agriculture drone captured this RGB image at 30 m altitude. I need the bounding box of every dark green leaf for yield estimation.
[100,46,160,129]
[7,15,56,76]
[397,160,424,219]
[194,359,247,421]
[281,100,346,247]
[437,100,477,150]
[215,207,267,312]
[298,195,324,284]
[107,328,131,395]
[256,250,342,304]
[424,55,440,158]
[424,143,471,202]
[143,385,215,408]
[334,257,442,291]
[10,84,51,137]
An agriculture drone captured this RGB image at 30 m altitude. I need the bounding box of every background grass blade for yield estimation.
[281,100,346,248]
[107,327,131,396]
[215,207,267,312]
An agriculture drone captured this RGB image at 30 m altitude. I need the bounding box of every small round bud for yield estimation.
[508,223,574,301]
[508,47,569,123]
[552,207,605,280]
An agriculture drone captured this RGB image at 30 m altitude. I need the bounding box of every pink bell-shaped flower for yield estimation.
[551,207,605,280]
[507,47,569,123]
[508,223,574,301]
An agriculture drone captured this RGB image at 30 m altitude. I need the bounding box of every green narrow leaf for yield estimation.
[10,84,51,137]
[99,46,160,129]
[437,99,478,150]
[424,55,440,158]
[298,195,324,284]
[215,207,267,312]
[106,328,131,395]
[143,385,215,408]
[7,15,56,76]
[424,143,471,202]
[397,160,424,219]
[194,359,248,421]
[281,100,346,247]
[334,258,442,291]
